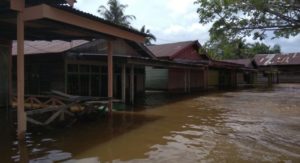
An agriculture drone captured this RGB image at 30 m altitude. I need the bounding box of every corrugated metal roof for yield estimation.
[25,0,68,5]
[223,59,254,68]
[23,1,147,37]
[52,5,148,37]
[147,41,196,58]
[254,53,300,66]
[12,40,88,55]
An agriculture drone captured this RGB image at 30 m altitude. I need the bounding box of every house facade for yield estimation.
[10,39,154,104]
[254,53,300,83]
[146,41,245,92]
[223,59,258,87]
[146,41,207,92]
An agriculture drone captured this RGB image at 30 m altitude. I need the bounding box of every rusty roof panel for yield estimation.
[223,59,254,68]
[12,40,88,55]
[254,53,300,66]
[147,41,196,58]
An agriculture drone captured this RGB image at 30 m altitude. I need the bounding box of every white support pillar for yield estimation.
[121,64,126,103]
[17,0,26,140]
[130,65,135,104]
[107,40,113,114]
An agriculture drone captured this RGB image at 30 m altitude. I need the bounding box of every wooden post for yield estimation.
[107,40,113,114]
[204,67,208,89]
[17,3,26,140]
[184,69,187,93]
[188,69,191,93]
[130,65,134,104]
[121,64,126,103]
[8,41,13,108]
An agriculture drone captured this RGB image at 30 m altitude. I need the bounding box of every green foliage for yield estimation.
[140,25,157,45]
[194,0,300,41]
[270,44,281,53]
[98,0,136,27]
[204,39,282,59]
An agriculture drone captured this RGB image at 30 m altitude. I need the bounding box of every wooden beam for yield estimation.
[23,4,146,43]
[10,0,24,11]
[17,1,26,141]
[107,40,113,114]
[121,64,126,103]
[130,65,135,104]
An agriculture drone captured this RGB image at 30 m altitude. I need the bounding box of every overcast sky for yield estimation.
[75,0,300,53]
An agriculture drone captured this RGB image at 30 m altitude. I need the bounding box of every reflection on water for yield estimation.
[0,84,300,162]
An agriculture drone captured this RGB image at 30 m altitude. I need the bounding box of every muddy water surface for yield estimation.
[0,84,300,162]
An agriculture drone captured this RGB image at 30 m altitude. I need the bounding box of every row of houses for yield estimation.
[1,0,299,139]
[3,39,299,108]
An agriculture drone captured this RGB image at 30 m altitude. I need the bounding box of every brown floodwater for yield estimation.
[0,84,300,163]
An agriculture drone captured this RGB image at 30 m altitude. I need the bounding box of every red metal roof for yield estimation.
[254,53,300,66]
[147,41,198,58]
[223,59,254,68]
[12,40,88,55]
[209,60,243,69]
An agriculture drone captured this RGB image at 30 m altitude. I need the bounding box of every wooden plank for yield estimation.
[17,3,26,140]
[27,117,44,126]
[26,107,61,115]
[45,109,63,125]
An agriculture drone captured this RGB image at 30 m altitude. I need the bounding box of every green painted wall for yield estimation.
[0,45,9,108]
[145,66,168,90]
[208,69,219,87]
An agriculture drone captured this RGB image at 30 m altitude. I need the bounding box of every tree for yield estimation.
[270,44,281,53]
[204,39,281,59]
[98,0,136,27]
[204,38,249,59]
[194,0,300,41]
[247,42,272,55]
[140,25,157,45]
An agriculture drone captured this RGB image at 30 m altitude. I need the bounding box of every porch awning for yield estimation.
[0,2,146,42]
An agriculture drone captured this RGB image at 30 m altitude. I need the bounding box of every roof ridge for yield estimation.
[147,40,197,47]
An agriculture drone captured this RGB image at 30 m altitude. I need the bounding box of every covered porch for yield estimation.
[0,0,146,140]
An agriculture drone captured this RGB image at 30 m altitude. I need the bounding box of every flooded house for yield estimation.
[10,39,156,104]
[254,53,300,83]
[0,0,149,139]
[145,41,207,92]
[223,59,258,87]
[145,41,244,92]
[207,59,243,89]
